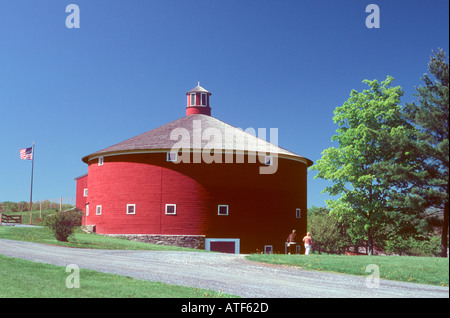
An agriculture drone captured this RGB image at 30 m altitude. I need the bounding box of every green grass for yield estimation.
[246,253,449,287]
[0,226,204,251]
[2,208,56,225]
[0,254,234,298]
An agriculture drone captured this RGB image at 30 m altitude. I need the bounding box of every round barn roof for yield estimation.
[82,114,313,166]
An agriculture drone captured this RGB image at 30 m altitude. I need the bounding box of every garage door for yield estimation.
[205,238,240,254]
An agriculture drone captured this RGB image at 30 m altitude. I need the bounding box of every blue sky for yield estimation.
[0,0,448,208]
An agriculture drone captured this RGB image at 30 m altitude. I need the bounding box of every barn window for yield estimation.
[165,204,176,215]
[201,93,206,106]
[296,208,301,218]
[265,156,273,166]
[83,188,88,197]
[98,156,104,166]
[167,152,177,162]
[218,205,229,216]
[264,245,273,254]
[96,205,102,215]
[190,93,196,106]
[85,203,89,216]
[127,204,136,215]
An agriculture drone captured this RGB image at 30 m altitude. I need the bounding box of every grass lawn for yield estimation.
[0,254,233,298]
[246,253,449,287]
[0,225,204,251]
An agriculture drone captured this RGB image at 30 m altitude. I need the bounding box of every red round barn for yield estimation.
[75,84,313,254]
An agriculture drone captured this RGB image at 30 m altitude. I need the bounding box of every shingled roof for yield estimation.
[82,114,312,165]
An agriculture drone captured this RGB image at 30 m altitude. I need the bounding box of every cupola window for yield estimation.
[201,93,207,106]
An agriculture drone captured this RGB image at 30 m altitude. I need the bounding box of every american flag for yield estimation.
[20,147,33,160]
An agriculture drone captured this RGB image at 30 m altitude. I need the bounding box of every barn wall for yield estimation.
[75,174,88,213]
[85,153,308,254]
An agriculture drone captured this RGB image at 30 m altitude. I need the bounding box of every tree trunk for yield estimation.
[367,230,373,256]
[441,187,449,258]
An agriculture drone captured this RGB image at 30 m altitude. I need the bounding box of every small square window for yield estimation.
[96,205,102,215]
[127,204,136,215]
[218,205,229,216]
[296,208,301,218]
[167,152,177,162]
[165,204,176,215]
[264,245,273,254]
[265,156,273,166]
[98,156,104,166]
[83,188,88,197]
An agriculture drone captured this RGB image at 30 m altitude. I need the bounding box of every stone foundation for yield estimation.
[101,234,206,250]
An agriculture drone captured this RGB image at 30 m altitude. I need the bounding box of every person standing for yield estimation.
[302,232,313,255]
[286,230,297,254]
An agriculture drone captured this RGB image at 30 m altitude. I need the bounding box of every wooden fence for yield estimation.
[0,213,22,225]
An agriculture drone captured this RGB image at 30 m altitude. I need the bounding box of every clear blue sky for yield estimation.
[0,0,448,208]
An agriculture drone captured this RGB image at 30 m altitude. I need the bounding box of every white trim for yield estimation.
[218,205,229,215]
[85,203,89,216]
[96,205,102,215]
[165,204,177,215]
[98,156,104,166]
[205,238,240,254]
[264,245,273,254]
[87,150,310,166]
[190,93,196,106]
[127,204,136,215]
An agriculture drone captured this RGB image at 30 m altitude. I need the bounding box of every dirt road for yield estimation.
[0,238,448,298]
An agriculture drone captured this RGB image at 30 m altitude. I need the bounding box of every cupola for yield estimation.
[186,82,211,116]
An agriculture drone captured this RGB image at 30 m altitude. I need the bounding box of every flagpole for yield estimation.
[29,142,35,213]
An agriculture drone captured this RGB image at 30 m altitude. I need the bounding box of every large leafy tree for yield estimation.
[311,76,407,255]
[402,49,449,257]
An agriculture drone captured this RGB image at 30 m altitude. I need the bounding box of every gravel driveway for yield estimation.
[0,238,448,298]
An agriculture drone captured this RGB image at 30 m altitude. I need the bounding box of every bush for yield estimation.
[44,209,82,242]
[385,235,441,257]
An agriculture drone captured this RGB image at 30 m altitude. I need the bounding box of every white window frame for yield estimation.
[96,205,102,215]
[127,204,136,215]
[167,152,177,162]
[205,238,240,254]
[85,203,89,216]
[265,156,273,166]
[296,208,301,218]
[98,156,104,166]
[190,93,196,106]
[83,188,88,197]
[264,245,273,254]
[165,204,177,215]
[218,205,229,216]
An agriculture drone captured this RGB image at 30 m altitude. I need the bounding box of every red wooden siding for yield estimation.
[83,153,307,254]
[75,174,88,213]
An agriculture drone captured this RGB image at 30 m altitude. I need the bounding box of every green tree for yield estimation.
[401,49,449,257]
[307,206,347,254]
[311,76,407,255]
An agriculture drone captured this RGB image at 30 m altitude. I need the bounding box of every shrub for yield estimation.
[385,235,441,257]
[44,209,82,242]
